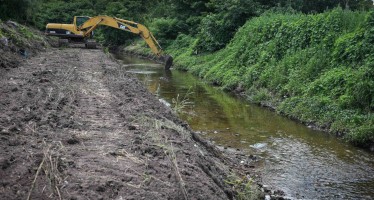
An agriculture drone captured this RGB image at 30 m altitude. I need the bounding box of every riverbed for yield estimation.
[115,54,374,199]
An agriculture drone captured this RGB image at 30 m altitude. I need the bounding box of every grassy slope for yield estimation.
[0,20,49,72]
[126,9,374,148]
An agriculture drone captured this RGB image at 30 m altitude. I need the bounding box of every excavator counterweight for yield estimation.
[45,16,172,70]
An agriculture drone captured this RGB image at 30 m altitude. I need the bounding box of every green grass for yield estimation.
[167,9,374,147]
[225,174,262,200]
[171,87,194,114]
[19,25,34,39]
[125,8,374,148]
[0,21,45,48]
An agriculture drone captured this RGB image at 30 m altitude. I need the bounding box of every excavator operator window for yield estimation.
[76,16,90,27]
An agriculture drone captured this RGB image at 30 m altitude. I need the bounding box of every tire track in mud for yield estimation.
[0,48,260,200]
[60,49,145,199]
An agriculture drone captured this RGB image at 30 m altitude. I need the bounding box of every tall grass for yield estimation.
[166,8,374,147]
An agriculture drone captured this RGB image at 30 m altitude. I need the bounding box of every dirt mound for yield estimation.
[0,20,49,71]
[0,48,262,199]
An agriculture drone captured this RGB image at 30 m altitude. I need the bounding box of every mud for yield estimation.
[0,48,262,199]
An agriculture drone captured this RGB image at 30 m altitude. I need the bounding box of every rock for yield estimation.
[8,139,21,146]
[0,37,8,46]
[158,98,171,107]
[274,189,285,196]
[250,143,267,149]
[262,185,271,193]
[8,125,20,133]
[122,175,135,182]
[39,78,49,83]
[19,49,28,58]
[0,129,10,135]
[6,20,18,27]
[66,138,80,145]
[96,185,106,192]
[128,125,138,130]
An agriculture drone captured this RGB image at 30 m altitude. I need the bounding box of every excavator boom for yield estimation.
[45,16,172,69]
[78,16,163,56]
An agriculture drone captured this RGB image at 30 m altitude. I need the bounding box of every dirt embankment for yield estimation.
[0,21,49,72]
[0,45,264,200]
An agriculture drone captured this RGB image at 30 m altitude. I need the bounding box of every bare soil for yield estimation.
[0,48,261,200]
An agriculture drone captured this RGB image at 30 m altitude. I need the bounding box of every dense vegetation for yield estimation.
[163,9,374,147]
[1,0,373,47]
[1,0,373,147]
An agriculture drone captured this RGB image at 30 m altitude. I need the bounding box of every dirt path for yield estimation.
[0,48,259,199]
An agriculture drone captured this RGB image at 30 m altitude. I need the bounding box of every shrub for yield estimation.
[168,8,374,146]
[149,18,180,46]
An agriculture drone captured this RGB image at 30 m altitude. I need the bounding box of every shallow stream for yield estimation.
[116,54,374,199]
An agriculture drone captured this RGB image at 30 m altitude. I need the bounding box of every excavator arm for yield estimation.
[45,15,173,70]
[79,16,164,57]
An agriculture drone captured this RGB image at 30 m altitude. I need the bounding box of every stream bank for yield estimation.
[0,22,268,199]
[0,48,265,199]
[113,50,374,199]
[120,9,374,150]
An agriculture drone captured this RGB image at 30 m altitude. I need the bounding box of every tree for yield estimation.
[260,0,373,13]
[195,0,261,52]
[0,0,30,22]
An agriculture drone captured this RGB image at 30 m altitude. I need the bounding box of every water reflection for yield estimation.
[115,54,374,199]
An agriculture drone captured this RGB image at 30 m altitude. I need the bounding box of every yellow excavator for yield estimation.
[45,16,173,70]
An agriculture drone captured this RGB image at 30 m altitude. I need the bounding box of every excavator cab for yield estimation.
[74,16,90,28]
[74,16,94,37]
[74,16,96,48]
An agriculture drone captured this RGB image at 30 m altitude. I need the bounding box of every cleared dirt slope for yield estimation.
[0,48,260,200]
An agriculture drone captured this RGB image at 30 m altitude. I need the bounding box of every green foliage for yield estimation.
[194,14,227,52]
[168,8,374,147]
[0,20,46,50]
[31,0,96,29]
[0,0,30,22]
[19,25,34,39]
[148,18,180,46]
[1,0,373,147]
[166,0,211,33]
[105,2,127,18]
[225,174,262,200]
[261,0,373,13]
[172,87,194,114]
[195,0,261,52]
[2,0,372,48]
[166,34,199,70]
[347,117,374,145]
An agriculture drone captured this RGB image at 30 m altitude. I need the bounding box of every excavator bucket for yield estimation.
[163,55,173,70]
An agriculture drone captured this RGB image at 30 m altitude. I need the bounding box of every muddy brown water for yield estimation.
[115,54,374,199]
